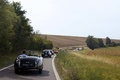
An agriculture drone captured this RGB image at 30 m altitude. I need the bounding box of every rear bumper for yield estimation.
[14,63,43,70]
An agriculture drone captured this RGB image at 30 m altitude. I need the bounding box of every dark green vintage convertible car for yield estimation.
[14,54,43,74]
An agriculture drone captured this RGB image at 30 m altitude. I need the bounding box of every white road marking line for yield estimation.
[0,64,14,72]
[1,55,61,80]
[52,54,61,80]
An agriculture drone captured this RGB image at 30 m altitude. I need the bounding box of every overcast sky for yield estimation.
[9,0,120,39]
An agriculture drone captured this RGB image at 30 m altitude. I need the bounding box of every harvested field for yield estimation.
[40,34,120,47]
[41,34,87,47]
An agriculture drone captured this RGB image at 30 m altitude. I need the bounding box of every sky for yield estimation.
[9,0,120,39]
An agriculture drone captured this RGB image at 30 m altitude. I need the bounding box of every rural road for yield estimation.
[0,55,59,80]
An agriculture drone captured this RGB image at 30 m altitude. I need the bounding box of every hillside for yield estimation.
[42,35,87,47]
[41,34,120,47]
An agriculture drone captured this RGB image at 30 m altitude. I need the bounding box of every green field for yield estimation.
[55,47,120,80]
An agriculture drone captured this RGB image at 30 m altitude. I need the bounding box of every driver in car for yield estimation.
[18,50,27,58]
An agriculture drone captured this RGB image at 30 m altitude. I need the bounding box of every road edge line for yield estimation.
[0,64,14,72]
[52,54,61,80]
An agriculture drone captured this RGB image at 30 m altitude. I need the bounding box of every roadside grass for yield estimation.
[85,47,120,66]
[55,47,120,80]
[0,53,19,69]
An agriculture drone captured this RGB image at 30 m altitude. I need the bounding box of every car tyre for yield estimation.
[15,68,19,74]
[42,54,44,58]
[38,69,42,74]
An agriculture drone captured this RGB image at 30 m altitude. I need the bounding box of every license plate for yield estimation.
[45,54,48,56]
[22,64,28,66]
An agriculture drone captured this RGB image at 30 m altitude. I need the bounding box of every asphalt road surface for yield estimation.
[0,56,57,80]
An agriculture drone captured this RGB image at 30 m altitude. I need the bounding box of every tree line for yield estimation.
[0,0,53,54]
[86,35,120,50]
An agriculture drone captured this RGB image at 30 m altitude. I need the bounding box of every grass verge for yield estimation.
[0,53,19,69]
[55,47,120,80]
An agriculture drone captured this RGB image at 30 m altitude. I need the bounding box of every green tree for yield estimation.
[12,2,33,51]
[86,36,99,50]
[0,0,18,54]
[98,38,105,47]
[43,40,53,49]
[28,33,53,50]
[106,37,111,46]
[111,41,117,47]
[29,34,44,50]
